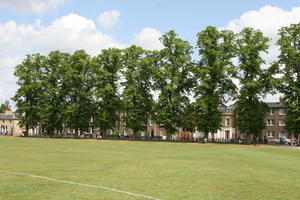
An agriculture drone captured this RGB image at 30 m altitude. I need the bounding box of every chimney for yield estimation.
[4,108,12,116]
[279,96,284,102]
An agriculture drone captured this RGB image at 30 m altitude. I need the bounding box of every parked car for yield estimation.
[273,138,290,144]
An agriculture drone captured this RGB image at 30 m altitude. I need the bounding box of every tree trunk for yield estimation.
[204,132,208,142]
[167,131,172,141]
[25,125,29,137]
[75,129,78,138]
[246,133,253,144]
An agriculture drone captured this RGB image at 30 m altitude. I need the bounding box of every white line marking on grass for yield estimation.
[0,169,160,200]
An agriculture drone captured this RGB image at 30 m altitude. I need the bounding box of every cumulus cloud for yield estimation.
[0,56,22,105]
[0,13,167,103]
[37,13,125,55]
[0,13,125,57]
[132,27,164,50]
[98,10,121,30]
[0,20,38,56]
[0,0,68,14]
[223,5,300,63]
[222,5,300,102]
[0,13,126,103]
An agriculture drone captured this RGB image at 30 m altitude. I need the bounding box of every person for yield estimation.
[291,138,296,147]
[264,136,268,144]
[253,136,257,146]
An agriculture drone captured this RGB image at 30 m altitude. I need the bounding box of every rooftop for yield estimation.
[265,102,285,108]
[0,109,20,120]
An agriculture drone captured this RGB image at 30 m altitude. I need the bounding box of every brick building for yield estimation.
[0,109,23,136]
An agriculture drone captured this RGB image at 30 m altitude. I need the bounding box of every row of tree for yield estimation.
[13,23,300,141]
[0,100,11,113]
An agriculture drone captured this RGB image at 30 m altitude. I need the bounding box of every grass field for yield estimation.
[0,137,299,200]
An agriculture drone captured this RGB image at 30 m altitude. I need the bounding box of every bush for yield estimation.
[111,131,121,139]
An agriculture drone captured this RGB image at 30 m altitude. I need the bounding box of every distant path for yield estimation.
[0,169,161,200]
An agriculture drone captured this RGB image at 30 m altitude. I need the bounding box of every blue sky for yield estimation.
[0,0,300,104]
[1,0,299,45]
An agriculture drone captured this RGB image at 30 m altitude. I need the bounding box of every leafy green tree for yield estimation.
[194,26,237,140]
[13,54,45,136]
[90,48,122,136]
[66,50,93,137]
[153,30,193,139]
[121,45,154,137]
[235,27,276,143]
[0,100,11,113]
[276,22,300,141]
[41,51,70,136]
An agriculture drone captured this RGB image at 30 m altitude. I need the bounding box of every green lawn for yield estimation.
[0,137,299,200]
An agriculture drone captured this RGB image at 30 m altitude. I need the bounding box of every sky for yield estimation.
[1,0,300,106]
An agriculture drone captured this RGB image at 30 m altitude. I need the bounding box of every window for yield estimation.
[267,131,275,138]
[226,118,230,126]
[279,108,286,115]
[279,131,286,138]
[269,108,275,115]
[267,119,275,126]
[241,133,246,139]
[225,130,230,139]
[279,120,285,126]
[159,131,164,136]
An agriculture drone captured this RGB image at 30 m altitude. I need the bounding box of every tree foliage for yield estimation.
[41,51,70,135]
[0,100,11,113]
[66,50,93,136]
[90,48,122,135]
[153,30,193,138]
[276,22,300,138]
[122,46,154,136]
[194,26,237,139]
[235,28,276,141]
[13,54,45,135]
[12,26,300,141]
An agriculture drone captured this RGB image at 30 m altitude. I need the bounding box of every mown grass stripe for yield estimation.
[0,169,161,200]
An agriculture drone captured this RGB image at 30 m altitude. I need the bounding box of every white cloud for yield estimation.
[0,0,68,14]
[0,13,125,58]
[37,13,125,55]
[0,13,127,104]
[222,5,300,102]
[132,27,164,50]
[0,13,166,104]
[0,20,38,56]
[223,5,300,63]
[98,10,121,30]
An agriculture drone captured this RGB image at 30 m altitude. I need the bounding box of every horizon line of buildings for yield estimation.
[0,100,290,141]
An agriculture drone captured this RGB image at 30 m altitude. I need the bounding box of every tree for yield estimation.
[90,48,122,136]
[65,50,93,137]
[41,51,70,136]
[235,27,276,143]
[193,26,237,140]
[0,100,11,113]
[121,45,154,137]
[13,54,45,136]
[276,22,300,142]
[153,30,193,139]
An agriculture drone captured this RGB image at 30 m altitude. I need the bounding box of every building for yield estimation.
[0,109,22,136]
[262,102,287,139]
[215,106,237,141]
[0,101,290,141]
